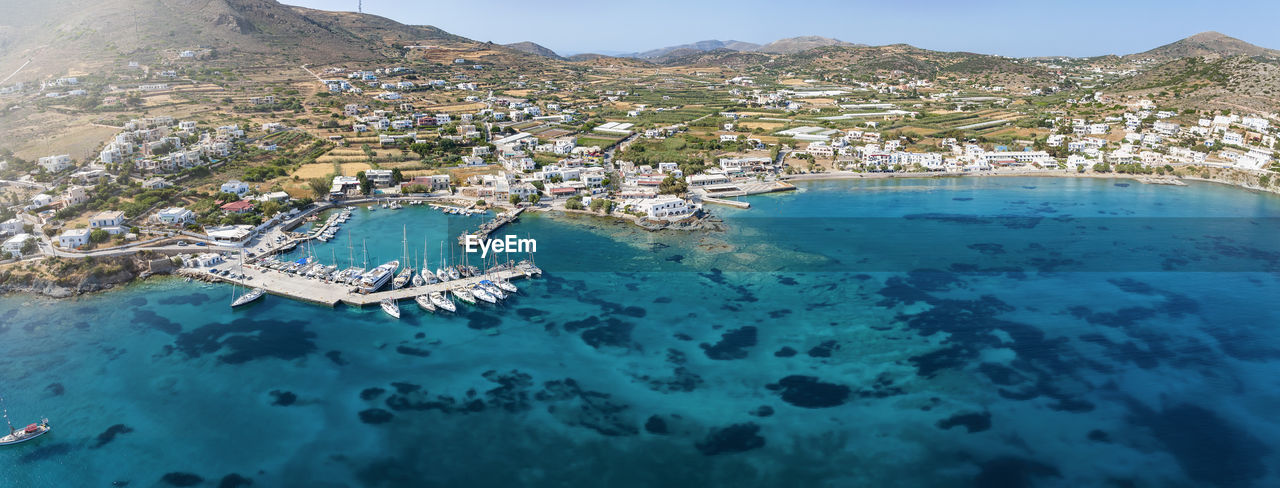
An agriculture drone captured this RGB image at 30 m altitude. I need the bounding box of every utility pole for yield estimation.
[358,0,362,13]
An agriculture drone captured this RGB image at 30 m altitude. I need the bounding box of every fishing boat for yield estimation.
[380,299,401,319]
[429,291,456,312]
[471,285,497,304]
[0,398,50,446]
[358,260,399,294]
[414,295,436,312]
[452,287,476,305]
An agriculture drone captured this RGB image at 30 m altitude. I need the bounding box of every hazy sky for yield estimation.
[282,0,1280,57]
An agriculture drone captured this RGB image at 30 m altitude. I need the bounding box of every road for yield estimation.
[1,58,31,85]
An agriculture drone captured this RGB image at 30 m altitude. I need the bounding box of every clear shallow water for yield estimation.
[2,177,1280,487]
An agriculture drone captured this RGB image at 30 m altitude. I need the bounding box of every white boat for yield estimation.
[420,269,438,284]
[231,287,265,308]
[430,291,455,312]
[452,288,476,305]
[496,279,517,294]
[411,273,425,288]
[358,260,399,294]
[436,268,450,282]
[414,295,436,312]
[392,267,414,289]
[0,418,50,446]
[471,286,497,304]
[380,299,401,319]
[479,280,505,300]
[448,267,461,281]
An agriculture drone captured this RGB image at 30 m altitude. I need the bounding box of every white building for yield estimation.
[221,180,250,196]
[2,233,33,257]
[89,211,126,234]
[58,228,91,249]
[155,207,195,225]
[38,154,72,173]
[637,197,697,220]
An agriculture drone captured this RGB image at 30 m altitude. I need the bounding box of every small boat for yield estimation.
[231,287,265,308]
[430,291,455,312]
[452,288,476,305]
[496,279,517,294]
[381,299,401,319]
[420,269,438,284]
[0,418,50,446]
[471,286,497,304]
[479,280,505,300]
[411,273,425,288]
[436,268,451,282]
[414,295,436,312]
[392,267,414,289]
[447,267,461,281]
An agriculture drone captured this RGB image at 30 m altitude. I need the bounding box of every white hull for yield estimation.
[430,292,456,312]
[415,295,436,312]
[381,299,401,319]
[231,288,265,307]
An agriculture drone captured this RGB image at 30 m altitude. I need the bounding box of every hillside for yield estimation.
[1124,31,1280,63]
[504,41,565,60]
[627,40,761,60]
[755,36,862,54]
[0,0,483,80]
[1109,55,1280,113]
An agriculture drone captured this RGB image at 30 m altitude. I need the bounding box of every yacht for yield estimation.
[414,295,436,313]
[429,291,455,312]
[470,285,497,304]
[380,299,401,319]
[495,279,518,294]
[358,261,399,293]
[479,280,505,300]
[451,288,476,305]
[392,267,414,289]
[0,418,50,446]
[411,273,425,288]
[231,287,265,308]
[447,266,461,281]
[420,269,438,284]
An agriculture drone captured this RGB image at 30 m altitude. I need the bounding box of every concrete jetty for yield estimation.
[181,263,537,308]
[458,207,524,245]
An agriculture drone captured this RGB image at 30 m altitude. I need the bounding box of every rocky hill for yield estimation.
[754,36,862,54]
[504,41,565,60]
[1124,31,1280,63]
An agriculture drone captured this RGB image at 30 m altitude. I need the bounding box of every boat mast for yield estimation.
[1,395,11,434]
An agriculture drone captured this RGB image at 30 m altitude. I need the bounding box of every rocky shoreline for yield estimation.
[0,254,178,299]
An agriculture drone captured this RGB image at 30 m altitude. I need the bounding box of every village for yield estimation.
[1,43,1279,265]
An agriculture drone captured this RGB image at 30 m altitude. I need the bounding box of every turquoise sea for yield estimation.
[2,176,1280,487]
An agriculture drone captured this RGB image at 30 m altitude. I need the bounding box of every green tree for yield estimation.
[529,194,541,205]
[509,194,522,206]
[89,229,110,244]
[307,178,330,198]
[356,171,371,195]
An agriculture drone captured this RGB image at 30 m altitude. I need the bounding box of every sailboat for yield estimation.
[392,226,414,290]
[429,291,455,312]
[436,242,451,283]
[381,298,401,319]
[420,238,437,284]
[0,397,50,446]
[451,287,476,305]
[414,294,436,312]
[231,249,264,308]
[470,285,497,304]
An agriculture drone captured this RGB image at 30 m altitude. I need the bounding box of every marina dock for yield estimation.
[181,263,537,308]
[458,207,525,244]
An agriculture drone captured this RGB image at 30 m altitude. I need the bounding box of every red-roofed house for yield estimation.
[220,200,255,214]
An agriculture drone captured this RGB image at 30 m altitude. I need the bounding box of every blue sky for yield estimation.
[282,0,1280,57]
